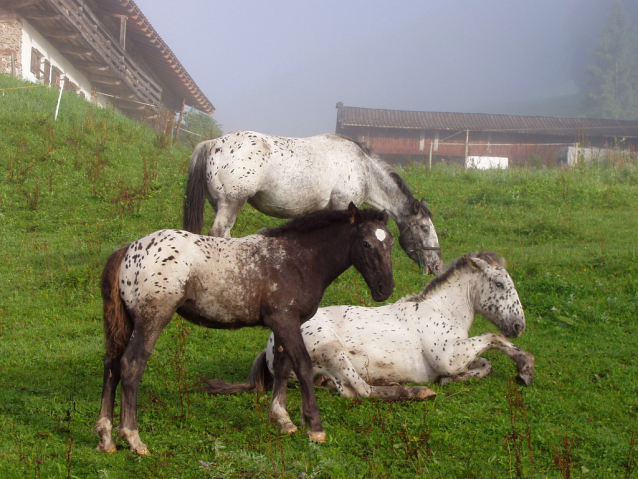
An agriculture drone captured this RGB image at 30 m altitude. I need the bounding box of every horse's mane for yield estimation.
[337,135,432,219]
[399,251,505,303]
[258,208,388,238]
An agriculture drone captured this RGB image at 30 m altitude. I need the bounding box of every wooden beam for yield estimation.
[6,0,42,9]
[74,61,109,72]
[57,45,92,55]
[114,14,127,50]
[23,12,62,20]
[89,75,121,86]
[117,103,146,111]
[39,28,79,39]
[174,98,185,142]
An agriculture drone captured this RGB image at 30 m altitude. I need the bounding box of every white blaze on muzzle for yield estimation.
[375,229,387,242]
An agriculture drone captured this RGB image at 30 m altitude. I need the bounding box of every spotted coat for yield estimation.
[263,252,534,397]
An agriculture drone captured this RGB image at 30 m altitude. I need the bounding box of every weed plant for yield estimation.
[1,74,638,477]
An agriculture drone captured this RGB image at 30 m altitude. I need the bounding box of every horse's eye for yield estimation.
[495,281,504,288]
[362,240,372,249]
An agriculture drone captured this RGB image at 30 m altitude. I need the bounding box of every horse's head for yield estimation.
[348,203,395,302]
[398,199,443,275]
[469,254,525,338]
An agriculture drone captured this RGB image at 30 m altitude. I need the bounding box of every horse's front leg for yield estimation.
[440,358,493,385]
[442,333,534,385]
[270,337,297,435]
[270,322,326,443]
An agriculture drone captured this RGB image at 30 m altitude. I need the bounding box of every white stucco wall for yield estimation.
[20,19,98,102]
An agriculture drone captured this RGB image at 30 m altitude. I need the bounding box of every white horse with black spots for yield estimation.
[183,131,443,273]
[204,252,534,401]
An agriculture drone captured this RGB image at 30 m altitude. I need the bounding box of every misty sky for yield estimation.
[133,0,612,137]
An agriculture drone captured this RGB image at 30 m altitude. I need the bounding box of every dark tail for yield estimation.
[183,140,215,234]
[201,350,273,394]
[101,245,133,359]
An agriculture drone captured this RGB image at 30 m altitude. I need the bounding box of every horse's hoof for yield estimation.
[415,387,437,400]
[96,443,117,453]
[134,445,150,455]
[280,423,298,435]
[308,431,326,443]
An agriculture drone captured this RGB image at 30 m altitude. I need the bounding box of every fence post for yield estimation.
[429,141,433,169]
[54,76,65,121]
[464,129,469,170]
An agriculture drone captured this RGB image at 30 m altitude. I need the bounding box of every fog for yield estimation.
[132,0,633,137]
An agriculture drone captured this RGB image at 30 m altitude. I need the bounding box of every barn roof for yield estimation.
[7,0,214,114]
[337,105,638,139]
[96,0,215,114]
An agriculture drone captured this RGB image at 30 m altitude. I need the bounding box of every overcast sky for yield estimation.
[133,0,611,138]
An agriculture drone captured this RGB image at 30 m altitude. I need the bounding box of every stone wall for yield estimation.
[0,10,22,77]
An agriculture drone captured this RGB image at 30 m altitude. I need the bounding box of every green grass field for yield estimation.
[1,74,638,478]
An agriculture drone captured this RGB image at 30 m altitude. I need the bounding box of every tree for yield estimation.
[584,2,638,120]
[179,109,223,146]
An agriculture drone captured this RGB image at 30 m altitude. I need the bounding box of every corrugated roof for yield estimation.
[96,0,215,114]
[337,105,638,138]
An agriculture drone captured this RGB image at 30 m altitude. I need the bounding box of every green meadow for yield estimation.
[1,74,637,478]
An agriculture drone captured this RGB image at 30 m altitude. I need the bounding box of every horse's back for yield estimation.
[116,229,273,325]
[300,303,435,383]
[205,132,371,217]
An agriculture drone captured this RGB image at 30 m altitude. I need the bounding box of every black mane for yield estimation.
[400,251,504,302]
[258,208,387,238]
[339,135,432,219]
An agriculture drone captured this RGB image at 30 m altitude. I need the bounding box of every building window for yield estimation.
[30,47,44,79]
[43,59,51,85]
[51,66,62,89]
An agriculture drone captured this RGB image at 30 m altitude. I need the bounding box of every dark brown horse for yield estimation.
[95,203,394,454]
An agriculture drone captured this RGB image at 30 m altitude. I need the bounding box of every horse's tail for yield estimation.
[101,245,133,359]
[201,350,273,394]
[183,140,215,234]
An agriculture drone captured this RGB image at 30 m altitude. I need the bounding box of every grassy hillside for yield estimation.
[1,74,638,478]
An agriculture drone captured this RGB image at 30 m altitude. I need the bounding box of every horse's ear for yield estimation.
[381,210,389,225]
[412,199,420,215]
[348,202,358,224]
[420,198,428,209]
[468,256,489,271]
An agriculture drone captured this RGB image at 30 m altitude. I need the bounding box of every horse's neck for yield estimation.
[419,272,476,328]
[364,160,412,224]
[294,226,353,287]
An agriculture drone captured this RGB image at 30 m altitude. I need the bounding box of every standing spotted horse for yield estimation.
[183,131,443,274]
[95,204,394,454]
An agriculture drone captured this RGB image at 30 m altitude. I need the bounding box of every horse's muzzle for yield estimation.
[372,282,394,302]
[505,320,525,338]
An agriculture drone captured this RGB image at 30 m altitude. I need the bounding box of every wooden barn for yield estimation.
[335,104,638,168]
[0,0,214,130]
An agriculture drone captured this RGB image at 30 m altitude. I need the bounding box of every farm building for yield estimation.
[335,103,638,168]
[0,0,214,130]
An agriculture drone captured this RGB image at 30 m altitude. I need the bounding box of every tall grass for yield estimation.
[1,74,638,477]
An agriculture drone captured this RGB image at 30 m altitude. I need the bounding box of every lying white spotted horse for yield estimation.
[183,131,443,274]
[205,251,534,401]
[95,204,394,454]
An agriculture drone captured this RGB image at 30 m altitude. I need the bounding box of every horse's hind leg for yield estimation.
[95,354,121,453]
[118,313,174,454]
[209,199,246,238]
[370,385,436,401]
